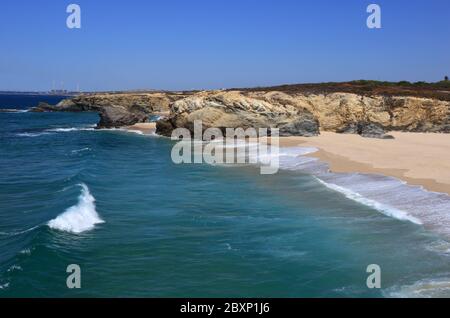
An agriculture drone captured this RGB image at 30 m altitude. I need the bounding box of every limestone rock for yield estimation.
[31,93,190,128]
[156,91,320,137]
[339,122,394,139]
[30,87,450,135]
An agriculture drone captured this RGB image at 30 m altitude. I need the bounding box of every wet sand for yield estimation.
[279,132,450,195]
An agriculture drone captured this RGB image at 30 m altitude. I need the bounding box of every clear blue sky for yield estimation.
[0,0,449,91]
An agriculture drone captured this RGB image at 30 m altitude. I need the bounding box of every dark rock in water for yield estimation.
[30,101,85,113]
[30,93,190,128]
[278,115,320,137]
[97,107,149,128]
[29,102,58,112]
[338,121,394,139]
[156,119,175,136]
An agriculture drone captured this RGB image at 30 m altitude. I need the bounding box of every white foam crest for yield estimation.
[206,141,450,235]
[71,147,91,154]
[48,183,104,234]
[0,108,29,113]
[315,177,423,225]
[46,126,95,133]
[260,145,450,237]
[16,132,51,138]
[97,127,159,136]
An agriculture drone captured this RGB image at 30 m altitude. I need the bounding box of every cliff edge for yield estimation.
[31,81,450,137]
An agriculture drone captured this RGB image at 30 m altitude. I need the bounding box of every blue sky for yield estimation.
[0,0,449,91]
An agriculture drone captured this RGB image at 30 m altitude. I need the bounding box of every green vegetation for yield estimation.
[241,79,450,101]
[349,79,449,88]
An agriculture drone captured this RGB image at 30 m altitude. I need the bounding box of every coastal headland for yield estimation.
[31,80,450,194]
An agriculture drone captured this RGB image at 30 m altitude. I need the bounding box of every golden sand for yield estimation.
[126,122,156,134]
[279,132,450,195]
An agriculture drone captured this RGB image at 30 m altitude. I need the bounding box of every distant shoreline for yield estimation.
[2,79,450,100]
[0,92,76,97]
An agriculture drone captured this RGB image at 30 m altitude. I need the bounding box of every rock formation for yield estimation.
[338,122,394,139]
[156,91,320,137]
[30,83,450,137]
[30,92,191,128]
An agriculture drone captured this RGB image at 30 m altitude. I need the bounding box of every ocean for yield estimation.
[1,94,450,297]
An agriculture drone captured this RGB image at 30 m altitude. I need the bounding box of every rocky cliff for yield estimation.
[31,92,192,128]
[31,83,450,137]
[244,91,450,133]
[155,91,320,137]
[156,90,449,137]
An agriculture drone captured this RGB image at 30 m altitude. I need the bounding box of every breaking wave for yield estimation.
[16,132,52,138]
[242,144,450,235]
[45,125,96,133]
[315,178,422,225]
[0,108,29,113]
[48,183,104,234]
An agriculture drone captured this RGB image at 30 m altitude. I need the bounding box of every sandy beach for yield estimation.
[279,132,450,195]
[127,122,157,134]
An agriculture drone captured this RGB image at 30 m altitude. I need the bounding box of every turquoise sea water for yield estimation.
[1,95,450,297]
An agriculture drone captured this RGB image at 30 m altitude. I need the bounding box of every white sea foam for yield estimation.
[19,248,32,255]
[46,126,95,133]
[247,145,450,235]
[16,132,52,138]
[96,127,158,136]
[0,108,29,113]
[426,240,450,255]
[124,129,144,135]
[48,183,104,234]
[0,282,10,290]
[16,124,96,137]
[315,178,422,225]
[71,147,91,154]
[384,278,450,298]
[214,142,318,167]
[209,141,450,234]
[7,265,22,272]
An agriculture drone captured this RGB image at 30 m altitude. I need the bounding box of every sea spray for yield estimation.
[48,183,104,234]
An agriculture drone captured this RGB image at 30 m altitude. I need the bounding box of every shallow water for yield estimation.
[1,95,450,297]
